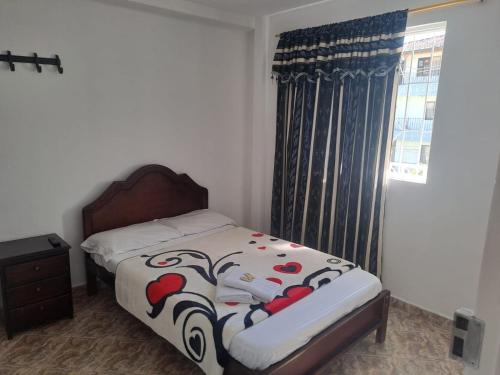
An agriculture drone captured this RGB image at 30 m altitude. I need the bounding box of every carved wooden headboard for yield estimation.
[82,165,208,239]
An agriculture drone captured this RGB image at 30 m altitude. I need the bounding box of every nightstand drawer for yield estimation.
[7,275,71,308]
[5,254,69,287]
[10,294,72,330]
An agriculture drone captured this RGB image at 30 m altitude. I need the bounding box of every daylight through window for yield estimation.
[389,22,447,183]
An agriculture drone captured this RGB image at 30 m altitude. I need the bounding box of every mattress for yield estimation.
[229,267,381,369]
[91,226,381,370]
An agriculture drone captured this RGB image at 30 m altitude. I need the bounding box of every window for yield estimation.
[417,57,431,77]
[389,22,446,184]
[420,145,430,164]
[425,101,436,120]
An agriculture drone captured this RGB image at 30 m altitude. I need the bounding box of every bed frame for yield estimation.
[82,164,390,375]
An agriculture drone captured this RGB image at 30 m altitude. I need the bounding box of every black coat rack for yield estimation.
[0,51,63,74]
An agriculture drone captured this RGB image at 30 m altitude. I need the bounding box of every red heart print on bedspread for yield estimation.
[146,273,186,305]
[263,285,313,315]
[273,261,302,274]
[266,277,283,285]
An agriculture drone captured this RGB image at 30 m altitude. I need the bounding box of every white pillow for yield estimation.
[159,209,236,235]
[81,221,182,261]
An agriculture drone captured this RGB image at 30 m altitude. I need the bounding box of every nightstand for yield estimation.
[0,234,73,339]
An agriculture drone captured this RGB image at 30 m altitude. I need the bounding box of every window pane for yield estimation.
[389,22,447,184]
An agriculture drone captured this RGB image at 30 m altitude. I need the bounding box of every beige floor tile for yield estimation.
[0,287,463,375]
[0,335,67,367]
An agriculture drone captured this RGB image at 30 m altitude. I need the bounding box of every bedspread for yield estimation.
[115,226,355,375]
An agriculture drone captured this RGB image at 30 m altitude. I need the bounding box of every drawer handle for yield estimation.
[34,266,41,271]
[35,287,41,293]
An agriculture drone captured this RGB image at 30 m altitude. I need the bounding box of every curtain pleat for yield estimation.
[270,10,408,276]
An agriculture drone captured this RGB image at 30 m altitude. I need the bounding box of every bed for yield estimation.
[82,164,390,375]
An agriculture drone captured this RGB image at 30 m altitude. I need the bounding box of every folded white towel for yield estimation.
[215,274,254,304]
[223,269,281,303]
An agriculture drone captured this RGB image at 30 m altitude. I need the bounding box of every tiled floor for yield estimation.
[0,286,463,374]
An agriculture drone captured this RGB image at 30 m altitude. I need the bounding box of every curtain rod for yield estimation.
[274,0,484,38]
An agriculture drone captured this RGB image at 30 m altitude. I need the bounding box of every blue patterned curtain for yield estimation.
[271,10,408,276]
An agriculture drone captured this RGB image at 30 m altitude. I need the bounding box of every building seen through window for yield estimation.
[390,22,447,183]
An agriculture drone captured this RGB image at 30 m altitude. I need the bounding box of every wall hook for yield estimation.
[0,51,63,74]
[55,55,63,74]
[33,53,42,73]
[6,51,15,72]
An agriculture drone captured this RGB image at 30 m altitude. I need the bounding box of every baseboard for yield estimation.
[72,284,87,293]
[391,294,453,322]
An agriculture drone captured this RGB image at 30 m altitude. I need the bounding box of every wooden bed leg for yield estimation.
[375,321,387,343]
[376,290,390,343]
[85,254,98,296]
[86,271,98,296]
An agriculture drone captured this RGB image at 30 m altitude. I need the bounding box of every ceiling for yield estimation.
[187,0,325,16]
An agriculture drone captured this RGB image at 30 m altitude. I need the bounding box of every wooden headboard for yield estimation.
[82,165,208,239]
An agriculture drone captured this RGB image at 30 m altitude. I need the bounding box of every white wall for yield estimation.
[249,0,500,318]
[466,155,500,375]
[0,0,252,286]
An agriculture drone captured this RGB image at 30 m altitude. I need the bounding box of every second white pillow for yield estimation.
[159,209,236,236]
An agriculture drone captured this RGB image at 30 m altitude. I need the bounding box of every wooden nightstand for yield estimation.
[0,234,73,339]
